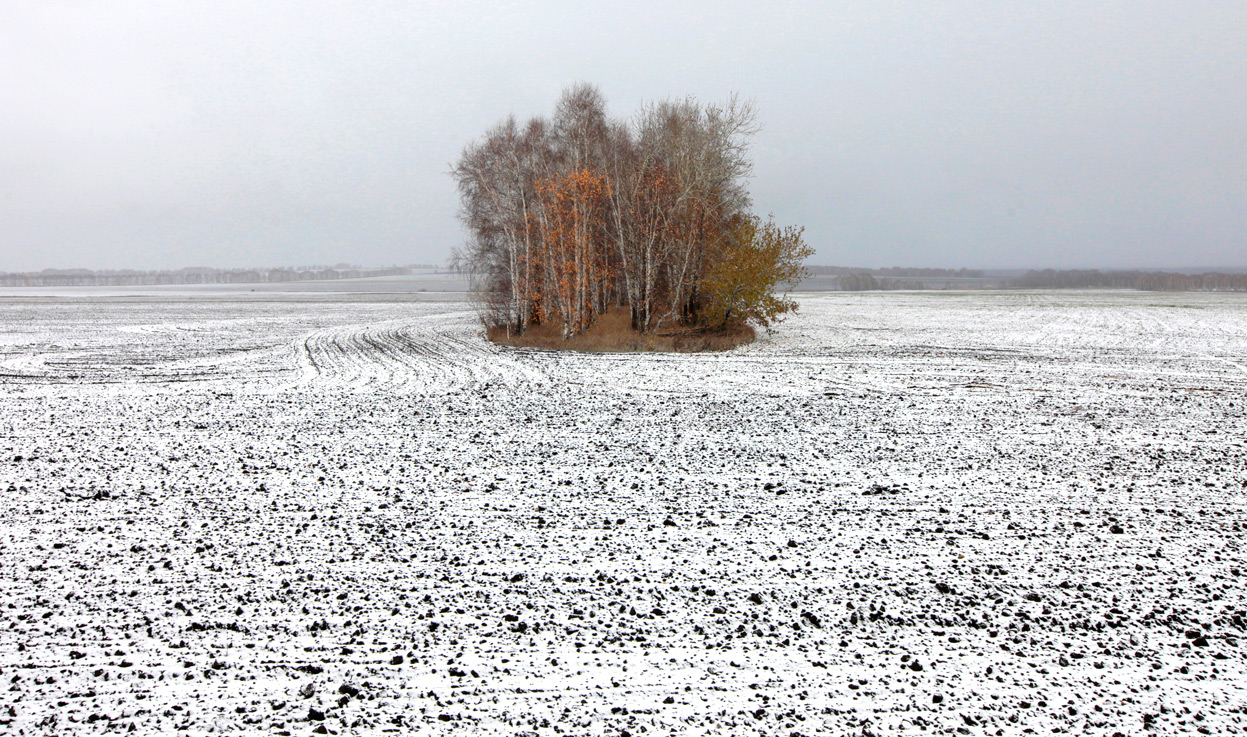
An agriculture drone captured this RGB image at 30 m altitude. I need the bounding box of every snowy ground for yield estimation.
[2,289,1245,736]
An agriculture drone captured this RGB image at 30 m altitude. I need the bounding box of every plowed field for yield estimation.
[2,290,1245,735]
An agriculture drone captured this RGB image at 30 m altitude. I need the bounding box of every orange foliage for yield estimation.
[532,170,611,338]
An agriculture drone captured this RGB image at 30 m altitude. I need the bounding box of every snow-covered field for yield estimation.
[2,289,1245,735]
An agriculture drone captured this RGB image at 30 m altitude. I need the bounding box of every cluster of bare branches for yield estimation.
[452,83,808,340]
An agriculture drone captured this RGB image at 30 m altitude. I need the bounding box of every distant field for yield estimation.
[2,289,1245,735]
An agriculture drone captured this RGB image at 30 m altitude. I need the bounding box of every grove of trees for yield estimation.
[451,83,811,341]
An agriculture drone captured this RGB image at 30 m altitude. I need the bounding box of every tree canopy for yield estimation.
[452,83,811,342]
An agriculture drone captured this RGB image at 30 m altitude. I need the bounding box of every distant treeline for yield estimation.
[813,266,1247,293]
[835,274,928,291]
[0,264,441,287]
[809,266,985,278]
[1014,269,1247,292]
[1136,272,1247,291]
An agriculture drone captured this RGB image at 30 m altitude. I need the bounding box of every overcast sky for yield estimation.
[2,1,1244,271]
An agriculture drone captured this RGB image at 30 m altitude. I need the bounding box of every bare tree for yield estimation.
[451,116,553,335]
[635,94,759,330]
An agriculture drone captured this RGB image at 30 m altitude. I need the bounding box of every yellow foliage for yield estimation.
[699,215,813,329]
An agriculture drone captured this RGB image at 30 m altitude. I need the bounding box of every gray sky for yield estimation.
[3,1,1244,272]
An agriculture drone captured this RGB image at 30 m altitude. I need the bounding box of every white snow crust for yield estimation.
[1,289,1245,735]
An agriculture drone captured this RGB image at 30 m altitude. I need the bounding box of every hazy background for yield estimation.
[3,1,1244,272]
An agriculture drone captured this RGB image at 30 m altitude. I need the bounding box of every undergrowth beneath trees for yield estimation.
[485,306,755,352]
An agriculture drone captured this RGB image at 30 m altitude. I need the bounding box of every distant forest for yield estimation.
[7,263,1244,293]
[808,266,987,292]
[0,264,439,287]
[1014,269,1247,292]
[808,267,1247,292]
[808,266,985,278]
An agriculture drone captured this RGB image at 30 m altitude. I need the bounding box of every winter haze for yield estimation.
[2,1,1244,271]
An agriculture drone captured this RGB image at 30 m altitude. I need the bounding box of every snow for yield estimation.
[1,289,1245,735]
